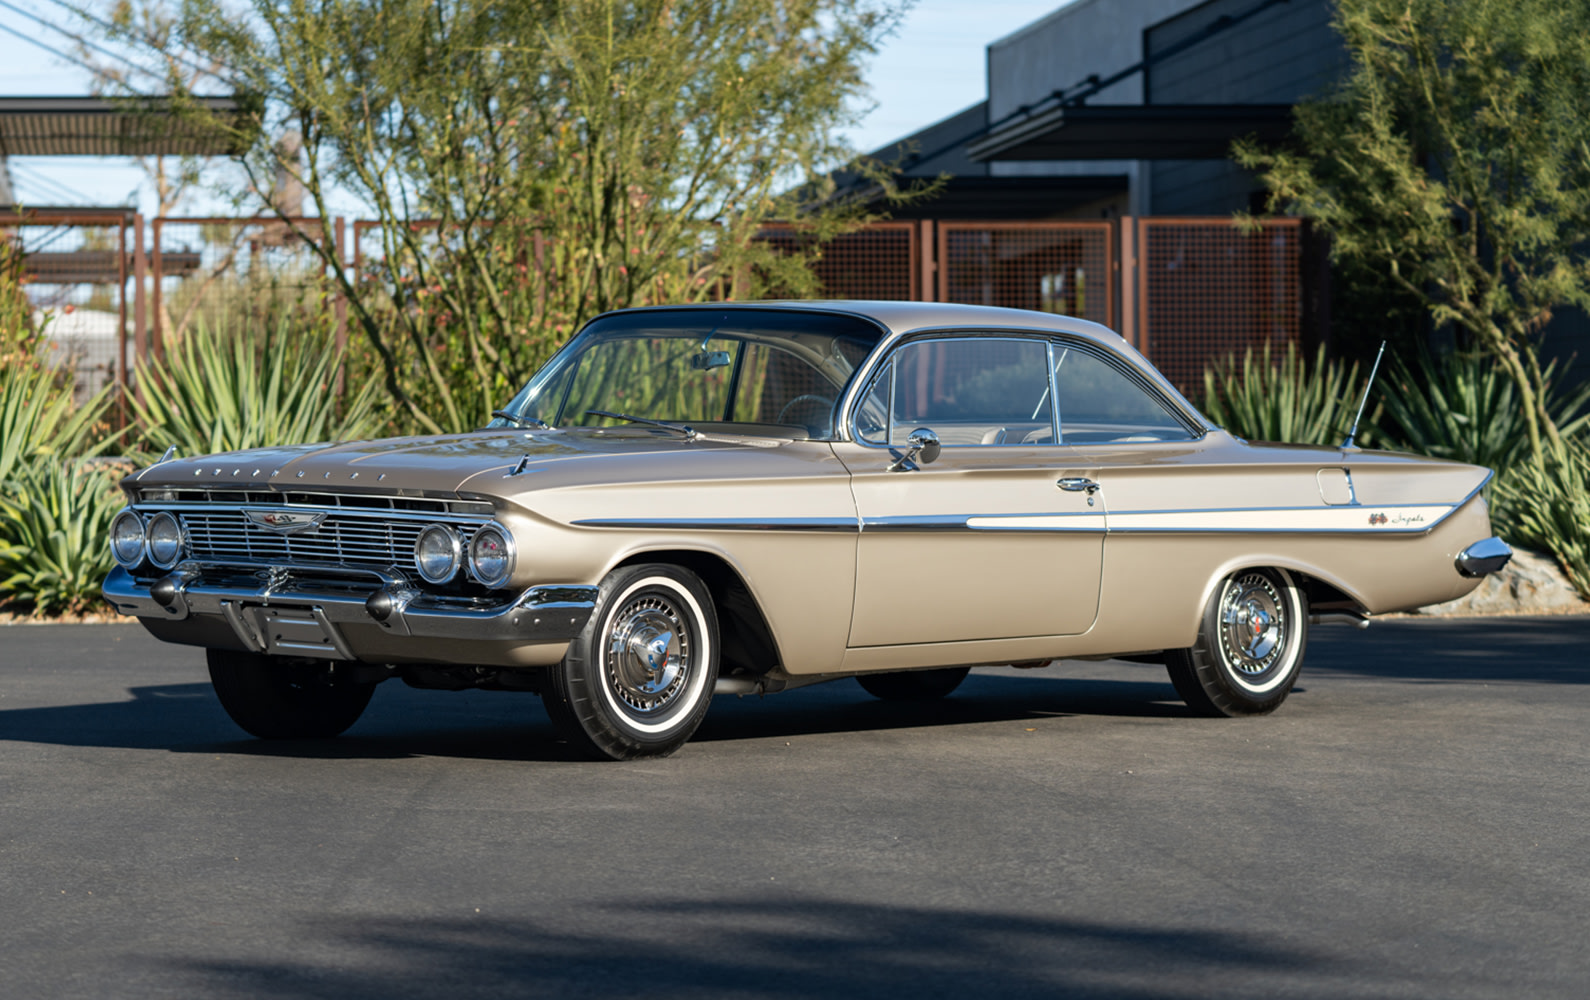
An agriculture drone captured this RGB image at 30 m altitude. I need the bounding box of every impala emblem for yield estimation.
[1368,512,1388,525]
[244,509,327,535]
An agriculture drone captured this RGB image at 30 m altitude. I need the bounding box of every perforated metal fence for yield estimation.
[1131,217,1304,393]
[755,222,918,301]
[937,222,1114,329]
[150,217,342,352]
[2,211,135,405]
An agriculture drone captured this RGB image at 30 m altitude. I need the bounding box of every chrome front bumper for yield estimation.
[103,564,597,663]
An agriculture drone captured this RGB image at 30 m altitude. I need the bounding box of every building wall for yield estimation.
[1146,0,1347,214]
[983,0,1189,210]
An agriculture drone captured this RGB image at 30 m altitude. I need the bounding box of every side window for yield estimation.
[1052,346,1193,444]
[855,338,1053,447]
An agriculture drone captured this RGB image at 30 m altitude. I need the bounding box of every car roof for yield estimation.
[608,300,1124,347]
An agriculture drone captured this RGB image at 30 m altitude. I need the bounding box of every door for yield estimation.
[836,336,1105,647]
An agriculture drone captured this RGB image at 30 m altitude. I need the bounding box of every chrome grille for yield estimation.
[171,509,482,570]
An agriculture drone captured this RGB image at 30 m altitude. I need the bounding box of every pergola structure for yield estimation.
[1,95,254,401]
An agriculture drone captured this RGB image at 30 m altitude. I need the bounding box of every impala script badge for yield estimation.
[244,509,328,535]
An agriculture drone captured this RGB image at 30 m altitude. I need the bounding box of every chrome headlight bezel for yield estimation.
[414,524,464,584]
[467,523,516,589]
[110,509,147,569]
[144,511,186,570]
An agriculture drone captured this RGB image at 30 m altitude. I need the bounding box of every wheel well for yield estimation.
[1292,572,1364,614]
[611,549,781,678]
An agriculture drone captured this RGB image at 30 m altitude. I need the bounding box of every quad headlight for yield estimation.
[145,511,186,570]
[110,509,146,568]
[467,524,515,589]
[414,524,463,584]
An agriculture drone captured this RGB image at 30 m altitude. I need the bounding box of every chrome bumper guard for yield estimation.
[103,564,597,661]
[1456,536,1513,578]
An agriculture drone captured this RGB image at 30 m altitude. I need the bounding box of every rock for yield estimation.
[1417,546,1590,616]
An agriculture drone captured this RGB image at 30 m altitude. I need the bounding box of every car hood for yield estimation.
[126,428,779,496]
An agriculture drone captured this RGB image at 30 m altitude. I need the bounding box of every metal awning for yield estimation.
[967,104,1294,162]
[0,96,256,157]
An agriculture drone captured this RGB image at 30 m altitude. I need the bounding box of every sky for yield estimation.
[0,0,1068,217]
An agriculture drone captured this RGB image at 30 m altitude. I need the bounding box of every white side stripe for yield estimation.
[1107,505,1454,534]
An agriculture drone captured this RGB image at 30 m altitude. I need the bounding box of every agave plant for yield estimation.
[1201,342,1368,445]
[1373,346,1590,473]
[0,355,115,486]
[129,319,382,457]
[0,459,128,616]
[1494,440,1590,601]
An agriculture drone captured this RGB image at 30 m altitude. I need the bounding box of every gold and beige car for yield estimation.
[103,302,1511,759]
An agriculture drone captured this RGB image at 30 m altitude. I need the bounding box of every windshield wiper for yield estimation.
[585,409,698,441]
[491,410,549,430]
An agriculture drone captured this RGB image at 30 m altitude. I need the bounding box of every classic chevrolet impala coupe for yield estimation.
[103,302,1511,759]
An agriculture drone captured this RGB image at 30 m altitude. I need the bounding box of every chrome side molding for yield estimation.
[1456,537,1513,578]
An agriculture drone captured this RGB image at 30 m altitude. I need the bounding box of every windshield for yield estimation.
[492,308,884,439]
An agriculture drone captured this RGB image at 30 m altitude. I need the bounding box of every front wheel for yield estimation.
[1165,567,1307,717]
[541,564,719,760]
[207,649,376,739]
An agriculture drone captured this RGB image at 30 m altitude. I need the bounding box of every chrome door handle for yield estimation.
[1057,477,1099,494]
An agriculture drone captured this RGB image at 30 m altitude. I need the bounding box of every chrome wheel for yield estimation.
[605,593,694,719]
[542,563,719,759]
[1165,566,1308,716]
[1217,572,1291,692]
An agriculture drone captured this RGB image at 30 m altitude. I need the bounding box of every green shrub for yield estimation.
[1201,342,1369,445]
[0,459,128,616]
[129,318,382,457]
[1494,441,1590,601]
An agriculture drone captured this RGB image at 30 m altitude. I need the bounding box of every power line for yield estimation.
[9,161,98,204]
[37,0,236,88]
[0,0,161,92]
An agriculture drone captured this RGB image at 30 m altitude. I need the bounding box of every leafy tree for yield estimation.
[160,0,916,434]
[1236,0,1590,470]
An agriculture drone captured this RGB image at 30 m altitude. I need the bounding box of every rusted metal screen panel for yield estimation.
[937,222,1113,328]
[1138,217,1302,393]
[152,217,332,351]
[2,213,133,405]
[756,222,918,300]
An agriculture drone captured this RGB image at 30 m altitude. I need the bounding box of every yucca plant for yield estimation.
[1493,440,1590,601]
[0,459,128,616]
[1202,342,1369,445]
[129,318,382,457]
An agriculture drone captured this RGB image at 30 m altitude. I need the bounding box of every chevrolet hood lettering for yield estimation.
[245,509,328,534]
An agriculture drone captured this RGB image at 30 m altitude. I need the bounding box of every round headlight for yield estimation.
[414,524,462,584]
[468,524,515,589]
[145,511,185,570]
[110,510,146,568]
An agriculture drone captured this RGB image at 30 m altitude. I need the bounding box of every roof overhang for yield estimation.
[0,96,258,157]
[967,104,1294,161]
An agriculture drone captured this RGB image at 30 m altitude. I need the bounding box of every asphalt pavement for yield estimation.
[3,616,1588,999]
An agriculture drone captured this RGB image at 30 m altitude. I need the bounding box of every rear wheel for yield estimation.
[857,666,971,702]
[1166,567,1307,717]
[207,649,376,739]
[541,564,719,760]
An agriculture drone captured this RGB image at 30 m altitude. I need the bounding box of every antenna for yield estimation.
[1341,340,1387,450]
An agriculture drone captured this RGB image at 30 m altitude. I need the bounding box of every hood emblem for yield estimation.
[245,509,328,535]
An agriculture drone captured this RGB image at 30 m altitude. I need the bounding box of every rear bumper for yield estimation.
[103,565,597,665]
[1456,537,1513,578]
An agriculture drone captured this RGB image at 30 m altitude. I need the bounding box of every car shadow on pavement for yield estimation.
[0,671,1189,761]
[1305,616,1590,685]
[160,897,1334,1000]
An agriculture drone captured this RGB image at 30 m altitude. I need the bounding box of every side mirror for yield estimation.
[888,427,941,472]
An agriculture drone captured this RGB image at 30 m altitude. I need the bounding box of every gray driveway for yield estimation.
[3,617,1588,999]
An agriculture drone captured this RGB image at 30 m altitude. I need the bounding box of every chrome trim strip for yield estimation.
[571,517,861,532]
[861,513,1104,533]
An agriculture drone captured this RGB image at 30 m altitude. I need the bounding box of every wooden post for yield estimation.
[1117,216,1138,350]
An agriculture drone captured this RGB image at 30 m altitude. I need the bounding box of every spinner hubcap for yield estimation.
[1219,573,1287,675]
[606,594,692,715]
